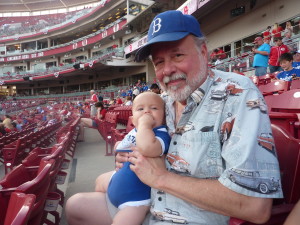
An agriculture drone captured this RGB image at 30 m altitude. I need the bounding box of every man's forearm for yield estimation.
[155,171,272,224]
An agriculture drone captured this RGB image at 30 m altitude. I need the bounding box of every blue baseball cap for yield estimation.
[135,10,203,62]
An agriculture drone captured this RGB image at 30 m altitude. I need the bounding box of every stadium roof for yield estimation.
[0,0,101,13]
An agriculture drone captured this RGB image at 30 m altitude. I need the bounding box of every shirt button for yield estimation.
[158,197,162,201]
[173,141,177,145]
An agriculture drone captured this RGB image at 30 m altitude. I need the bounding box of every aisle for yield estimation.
[59,127,115,225]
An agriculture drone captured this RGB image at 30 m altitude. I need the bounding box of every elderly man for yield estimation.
[66,10,282,225]
[86,89,99,117]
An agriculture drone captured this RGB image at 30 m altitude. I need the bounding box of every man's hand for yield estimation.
[128,146,167,188]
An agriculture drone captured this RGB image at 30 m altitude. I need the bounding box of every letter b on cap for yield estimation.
[152,18,162,35]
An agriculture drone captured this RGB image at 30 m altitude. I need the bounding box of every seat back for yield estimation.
[290,79,300,90]
[271,124,300,204]
[268,89,300,113]
[16,159,54,225]
[258,80,290,96]
[125,116,135,133]
[4,193,36,225]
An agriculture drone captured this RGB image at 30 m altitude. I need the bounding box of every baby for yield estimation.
[95,91,170,225]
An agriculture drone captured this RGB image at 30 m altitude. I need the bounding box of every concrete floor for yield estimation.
[59,127,116,225]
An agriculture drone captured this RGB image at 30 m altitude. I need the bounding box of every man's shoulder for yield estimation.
[212,70,255,90]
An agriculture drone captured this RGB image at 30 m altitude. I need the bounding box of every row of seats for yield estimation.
[97,112,119,156]
[2,121,61,174]
[113,105,132,125]
[0,117,80,225]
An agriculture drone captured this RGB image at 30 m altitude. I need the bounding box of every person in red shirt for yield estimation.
[263,26,271,41]
[85,90,99,118]
[271,23,283,39]
[116,97,123,105]
[78,102,107,142]
[268,37,289,73]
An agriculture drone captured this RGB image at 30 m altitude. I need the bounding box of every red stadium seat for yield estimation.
[290,79,300,90]
[258,80,290,96]
[111,116,134,152]
[230,124,300,225]
[265,89,300,139]
[0,159,54,225]
[4,193,36,225]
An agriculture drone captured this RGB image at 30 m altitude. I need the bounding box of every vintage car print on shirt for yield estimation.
[246,98,268,113]
[257,133,276,156]
[227,168,280,194]
[151,208,188,224]
[166,152,191,174]
[220,113,235,142]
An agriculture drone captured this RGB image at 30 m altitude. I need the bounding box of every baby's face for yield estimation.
[132,92,165,128]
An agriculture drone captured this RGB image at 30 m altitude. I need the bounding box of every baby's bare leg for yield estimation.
[112,205,150,225]
[95,170,115,192]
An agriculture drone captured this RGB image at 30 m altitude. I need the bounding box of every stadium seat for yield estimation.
[230,124,300,225]
[98,112,119,156]
[111,116,134,152]
[290,79,300,90]
[0,159,54,225]
[4,192,36,225]
[258,74,274,86]
[258,80,290,96]
[265,89,300,139]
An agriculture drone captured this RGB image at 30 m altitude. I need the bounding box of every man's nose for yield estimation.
[162,60,176,76]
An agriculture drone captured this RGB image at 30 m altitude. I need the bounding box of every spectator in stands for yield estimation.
[0,123,6,136]
[121,90,127,98]
[263,26,272,41]
[116,97,123,105]
[232,67,245,76]
[80,92,171,225]
[123,96,133,106]
[65,10,282,225]
[282,31,297,52]
[283,200,300,225]
[210,48,227,63]
[269,37,290,73]
[271,22,283,39]
[292,50,300,69]
[46,114,56,126]
[132,86,140,100]
[252,36,270,76]
[108,97,115,105]
[98,91,104,102]
[86,90,99,118]
[150,83,161,94]
[12,120,22,131]
[284,21,293,36]
[276,53,300,81]
[77,102,107,142]
[2,114,14,132]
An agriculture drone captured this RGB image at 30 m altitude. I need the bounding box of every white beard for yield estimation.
[159,63,207,102]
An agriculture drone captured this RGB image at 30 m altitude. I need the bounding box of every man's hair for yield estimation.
[150,83,160,90]
[190,36,207,56]
[279,52,293,62]
[274,37,282,42]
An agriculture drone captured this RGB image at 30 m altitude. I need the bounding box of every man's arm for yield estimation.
[129,150,272,224]
[253,49,269,56]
